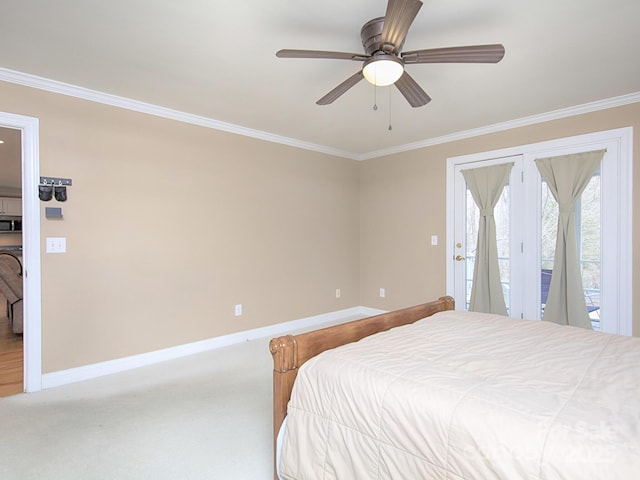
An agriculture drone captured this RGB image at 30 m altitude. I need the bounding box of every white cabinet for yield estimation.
[0,197,22,216]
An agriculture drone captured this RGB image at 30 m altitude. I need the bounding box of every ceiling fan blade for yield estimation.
[276,49,369,61]
[402,44,505,64]
[394,71,431,107]
[380,0,423,54]
[316,71,365,105]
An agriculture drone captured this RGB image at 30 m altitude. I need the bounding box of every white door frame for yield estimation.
[446,127,633,335]
[0,111,42,392]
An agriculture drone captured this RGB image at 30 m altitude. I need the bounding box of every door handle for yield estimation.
[455,255,466,262]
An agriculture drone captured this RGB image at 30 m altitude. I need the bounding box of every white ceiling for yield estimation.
[0,0,639,158]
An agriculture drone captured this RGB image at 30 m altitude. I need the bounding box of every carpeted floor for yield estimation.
[0,336,276,479]
[0,312,365,479]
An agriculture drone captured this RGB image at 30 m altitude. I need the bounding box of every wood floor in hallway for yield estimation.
[0,315,23,397]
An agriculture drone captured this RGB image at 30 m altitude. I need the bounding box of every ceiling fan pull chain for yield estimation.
[388,87,393,131]
[373,84,378,110]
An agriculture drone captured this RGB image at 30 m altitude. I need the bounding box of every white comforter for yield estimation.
[279,311,640,479]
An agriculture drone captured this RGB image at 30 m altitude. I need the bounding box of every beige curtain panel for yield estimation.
[535,149,605,329]
[462,162,513,315]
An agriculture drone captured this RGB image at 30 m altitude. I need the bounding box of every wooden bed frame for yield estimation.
[269,295,455,478]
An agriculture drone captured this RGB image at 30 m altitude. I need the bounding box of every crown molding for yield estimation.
[1,67,638,162]
[0,67,359,160]
[357,92,640,160]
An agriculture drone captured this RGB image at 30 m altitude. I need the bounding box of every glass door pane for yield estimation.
[539,171,601,329]
[464,188,477,310]
[580,171,601,329]
[540,180,557,317]
[465,183,511,313]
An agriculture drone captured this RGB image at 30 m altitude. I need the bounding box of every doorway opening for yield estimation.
[0,126,24,396]
[0,111,42,393]
[446,127,632,335]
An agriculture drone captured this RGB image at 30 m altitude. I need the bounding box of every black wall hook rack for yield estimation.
[40,176,72,186]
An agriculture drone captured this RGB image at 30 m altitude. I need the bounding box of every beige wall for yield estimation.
[0,81,361,372]
[360,103,639,336]
[0,125,22,193]
[1,79,637,374]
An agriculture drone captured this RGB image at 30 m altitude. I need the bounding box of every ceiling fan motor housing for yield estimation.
[361,17,401,56]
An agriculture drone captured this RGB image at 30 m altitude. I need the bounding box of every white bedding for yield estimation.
[279,310,640,479]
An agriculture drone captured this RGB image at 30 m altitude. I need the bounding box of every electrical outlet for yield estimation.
[336,288,341,298]
[235,304,242,316]
[379,288,386,298]
[431,235,438,246]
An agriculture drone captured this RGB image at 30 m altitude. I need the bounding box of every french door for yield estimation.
[452,155,523,317]
[446,128,632,335]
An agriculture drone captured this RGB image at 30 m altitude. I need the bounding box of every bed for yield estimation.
[269,296,640,479]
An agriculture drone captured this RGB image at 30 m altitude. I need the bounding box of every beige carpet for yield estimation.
[0,336,276,479]
[0,313,365,479]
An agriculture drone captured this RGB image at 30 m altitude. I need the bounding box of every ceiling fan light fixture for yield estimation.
[276,0,504,107]
[362,54,404,86]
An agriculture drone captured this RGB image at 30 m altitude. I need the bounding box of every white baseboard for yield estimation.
[41,306,387,390]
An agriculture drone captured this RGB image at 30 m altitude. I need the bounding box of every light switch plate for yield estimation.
[46,237,66,253]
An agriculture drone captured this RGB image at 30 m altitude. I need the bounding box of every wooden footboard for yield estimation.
[269,295,454,478]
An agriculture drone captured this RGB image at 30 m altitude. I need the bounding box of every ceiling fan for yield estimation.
[276,0,505,108]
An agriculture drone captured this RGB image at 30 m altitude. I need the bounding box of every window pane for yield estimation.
[540,181,557,270]
[465,185,510,313]
[496,186,510,313]
[580,173,601,329]
[465,189,477,310]
[540,173,601,329]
